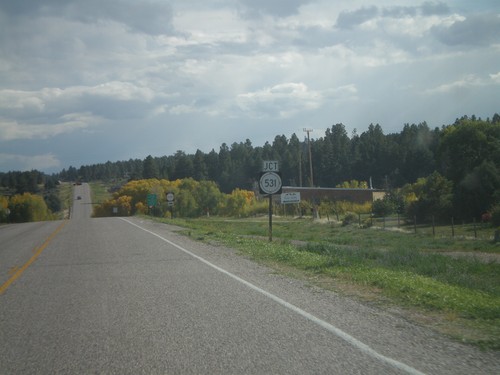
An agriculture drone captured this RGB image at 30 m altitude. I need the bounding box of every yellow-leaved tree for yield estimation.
[8,193,52,222]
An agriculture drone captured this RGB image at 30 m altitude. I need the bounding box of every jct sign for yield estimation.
[262,160,279,172]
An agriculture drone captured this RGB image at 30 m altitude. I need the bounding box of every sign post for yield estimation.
[166,192,175,218]
[259,162,282,242]
[147,194,157,216]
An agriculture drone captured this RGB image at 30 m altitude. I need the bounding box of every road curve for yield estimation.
[0,184,499,374]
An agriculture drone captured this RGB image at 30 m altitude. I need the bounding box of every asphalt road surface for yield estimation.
[1,183,499,374]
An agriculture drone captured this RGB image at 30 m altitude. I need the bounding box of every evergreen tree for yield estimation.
[143,155,159,179]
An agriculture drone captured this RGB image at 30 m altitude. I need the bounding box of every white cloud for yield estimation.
[237,82,329,118]
[425,74,491,94]
[0,113,99,141]
[0,153,61,171]
[0,0,499,172]
[490,72,500,84]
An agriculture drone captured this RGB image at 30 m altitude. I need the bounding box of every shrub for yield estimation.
[342,212,358,226]
[491,204,500,227]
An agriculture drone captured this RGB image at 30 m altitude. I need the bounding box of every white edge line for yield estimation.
[120,217,426,375]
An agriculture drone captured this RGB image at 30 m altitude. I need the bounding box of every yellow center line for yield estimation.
[0,220,68,295]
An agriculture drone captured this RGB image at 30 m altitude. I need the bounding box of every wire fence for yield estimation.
[359,213,496,240]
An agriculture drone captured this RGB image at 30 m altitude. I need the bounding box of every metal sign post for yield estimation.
[259,162,282,242]
[268,195,273,242]
[166,192,175,218]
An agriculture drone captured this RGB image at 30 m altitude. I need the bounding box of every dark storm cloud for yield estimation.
[432,14,500,46]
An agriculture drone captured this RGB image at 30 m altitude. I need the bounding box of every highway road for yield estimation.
[1,183,499,374]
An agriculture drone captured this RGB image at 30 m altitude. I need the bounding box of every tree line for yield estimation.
[1,114,499,222]
[59,114,500,220]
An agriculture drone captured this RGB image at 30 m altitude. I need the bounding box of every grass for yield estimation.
[157,215,500,350]
[88,181,112,205]
[57,182,74,219]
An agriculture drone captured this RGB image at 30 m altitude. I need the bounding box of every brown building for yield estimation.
[281,186,385,204]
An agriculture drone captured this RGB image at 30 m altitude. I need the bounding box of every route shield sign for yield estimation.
[259,172,282,195]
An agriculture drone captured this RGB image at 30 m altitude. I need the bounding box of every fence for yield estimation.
[358,213,495,240]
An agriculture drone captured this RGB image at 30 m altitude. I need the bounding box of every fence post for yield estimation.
[451,217,455,237]
[473,217,477,238]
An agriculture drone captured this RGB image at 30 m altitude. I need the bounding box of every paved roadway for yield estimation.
[1,183,499,374]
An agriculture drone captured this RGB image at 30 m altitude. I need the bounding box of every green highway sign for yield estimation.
[147,193,157,207]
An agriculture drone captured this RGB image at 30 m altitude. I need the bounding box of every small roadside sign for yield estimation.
[262,160,279,172]
[166,192,175,202]
[259,172,282,195]
[147,193,157,207]
[281,192,300,204]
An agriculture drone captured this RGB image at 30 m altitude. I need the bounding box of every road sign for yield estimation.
[259,172,282,195]
[262,160,279,172]
[281,192,300,204]
[147,193,157,207]
[166,192,175,202]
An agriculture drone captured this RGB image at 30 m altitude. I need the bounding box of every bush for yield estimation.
[342,212,358,226]
[8,193,52,222]
[491,204,500,227]
[372,198,394,217]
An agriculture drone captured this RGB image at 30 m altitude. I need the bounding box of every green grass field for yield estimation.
[159,216,500,350]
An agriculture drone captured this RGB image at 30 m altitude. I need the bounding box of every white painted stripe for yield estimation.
[121,217,426,375]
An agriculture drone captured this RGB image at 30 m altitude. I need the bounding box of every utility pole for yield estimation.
[303,128,314,187]
[304,128,318,219]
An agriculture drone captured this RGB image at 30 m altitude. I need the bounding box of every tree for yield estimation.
[394,122,438,184]
[336,180,368,189]
[44,193,61,213]
[8,193,52,222]
[0,196,9,222]
[454,160,500,219]
[193,149,208,181]
[318,123,351,186]
[438,118,500,185]
[406,172,453,222]
[194,180,222,216]
[143,155,159,179]
[172,151,194,180]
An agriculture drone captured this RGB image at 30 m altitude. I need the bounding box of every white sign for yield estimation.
[166,192,175,202]
[281,192,300,204]
[262,160,279,172]
[259,172,282,195]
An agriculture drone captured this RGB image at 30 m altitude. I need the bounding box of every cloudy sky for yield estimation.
[1,1,499,173]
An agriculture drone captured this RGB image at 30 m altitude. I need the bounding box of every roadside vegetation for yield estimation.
[159,216,500,350]
[88,181,113,205]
